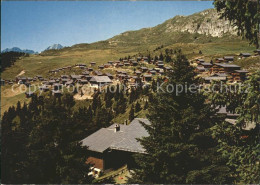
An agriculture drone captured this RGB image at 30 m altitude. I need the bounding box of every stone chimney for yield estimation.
[114,124,120,132]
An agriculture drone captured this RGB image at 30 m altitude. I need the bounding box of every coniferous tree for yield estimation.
[135,101,142,112]
[211,71,260,184]
[129,105,135,121]
[144,101,149,110]
[129,50,228,184]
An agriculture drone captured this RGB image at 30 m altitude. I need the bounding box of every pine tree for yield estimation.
[144,101,149,110]
[129,105,135,121]
[212,70,260,184]
[129,50,227,184]
[135,101,142,112]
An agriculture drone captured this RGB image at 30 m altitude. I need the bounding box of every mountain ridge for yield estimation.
[106,8,237,47]
[1,47,37,54]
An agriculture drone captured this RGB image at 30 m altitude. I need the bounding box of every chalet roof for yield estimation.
[61,75,69,78]
[81,118,150,153]
[104,73,113,77]
[216,63,240,68]
[71,75,81,79]
[224,56,234,60]
[65,80,74,85]
[204,76,227,81]
[196,66,205,70]
[82,71,90,75]
[201,62,212,66]
[240,53,251,56]
[196,59,205,62]
[48,80,56,83]
[61,78,69,82]
[234,70,249,73]
[89,76,112,83]
[213,73,228,77]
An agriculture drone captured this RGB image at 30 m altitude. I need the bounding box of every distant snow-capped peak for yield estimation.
[45,44,63,50]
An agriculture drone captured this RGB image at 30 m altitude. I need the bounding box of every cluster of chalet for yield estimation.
[195,54,253,83]
[1,56,174,98]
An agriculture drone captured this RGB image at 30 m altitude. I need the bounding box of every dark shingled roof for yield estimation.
[89,76,112,83]
[81,118,150,153]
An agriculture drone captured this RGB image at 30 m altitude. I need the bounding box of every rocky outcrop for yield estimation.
[165,9,237,37]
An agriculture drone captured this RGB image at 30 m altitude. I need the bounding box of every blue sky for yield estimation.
[1,1,214,52]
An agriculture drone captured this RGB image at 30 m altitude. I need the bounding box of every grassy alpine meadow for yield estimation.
[1,38,259,115]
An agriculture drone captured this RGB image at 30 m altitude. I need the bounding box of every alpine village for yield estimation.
[1,1,260,184]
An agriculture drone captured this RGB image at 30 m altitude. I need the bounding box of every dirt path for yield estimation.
[16,70,25,77]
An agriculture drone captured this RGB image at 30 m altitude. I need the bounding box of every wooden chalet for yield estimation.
[98,65,104,70]
[82,118,150,170]
[135,70,142,76]
[104,64,111,68]
[231,70,249,82]
[149,70,156,75]
[79,79,88,85]
[200,62,212,69]
[94,70,103,76]
[89,76,112,87]
[61,75,69,79]
[215,58,224,63]
[224,56,234,62]
[140,67,148,73]
[131,61,138,66]
[90,62,96,66]
[65,80,74,86]
[71,75,82,81]
[143,74,152,82]
[108,61,114,65]
[124,62,130,66]
[203,76,227,84]
[195,66,206,73]
[116,63,124,68]
[254,49,260,55]
[211,63,241,74]
[82,71,90,75]
[196,58,205,64]
[239,53,251,58]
